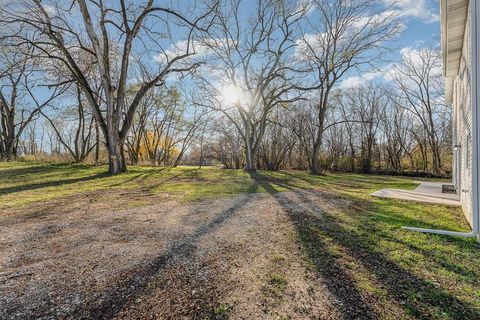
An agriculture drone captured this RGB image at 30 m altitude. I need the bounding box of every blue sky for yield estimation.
[157,0,443,91]
[3,0,444,150]
[32,0,444,89]
[16,0,443,104]
[339,0,441,89]
[389,0,441,56]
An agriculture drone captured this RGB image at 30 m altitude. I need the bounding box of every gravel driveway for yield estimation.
[0,188,353,319]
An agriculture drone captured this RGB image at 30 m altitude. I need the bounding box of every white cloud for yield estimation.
[339,44,442,90]
[398,46,443,77]
[351,9,402,29]
[339,65,394,90]
[338,76,366,90]
[154,40,200,64]
[296,0,315,16]
[382,0,439,23]
[294,8,404,61]
[399,46,417,58]
[154,38,226,65]
[294,33,323,60]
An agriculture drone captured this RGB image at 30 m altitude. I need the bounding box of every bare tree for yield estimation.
[295,0,401,174]
[377,89,418,173]
[352,86,383,173]
[392,48,448,175]
[0,41,64,160]
[339,99,358,171]
[257,108,296,170]
[41,87,97,163]
[124,86,155,165]
[2,0,217,173]
[206,117,244,169]
[196,0,308,171]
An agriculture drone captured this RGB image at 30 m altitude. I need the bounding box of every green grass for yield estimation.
[0,162,256,208]
[1,161,479,318]
[264,274,288,298]
[0,161,417,209]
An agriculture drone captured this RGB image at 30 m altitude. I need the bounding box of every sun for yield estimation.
[221,84,241,106]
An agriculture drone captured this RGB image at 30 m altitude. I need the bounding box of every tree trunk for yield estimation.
[430,138,442,175]
[2,110,16,160]
[4,136,15,161]
[244,121,256,172]
[107,137,126,174]
[198,135,204,169]
[349,141,356,172]
[362,142,372,173]
[244,143,255,172]
[0,140,4,160]
[94,122,100,165]
[311,142,322,175]
[310,123,325,175]
[310,102,327,175]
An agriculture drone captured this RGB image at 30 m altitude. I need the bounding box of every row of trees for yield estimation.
[234,81,450,175]
[0,0,451,176]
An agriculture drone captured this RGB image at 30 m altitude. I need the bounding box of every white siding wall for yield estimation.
[453,7,473,225]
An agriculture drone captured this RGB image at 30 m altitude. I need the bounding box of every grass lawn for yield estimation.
[1,161,479,319]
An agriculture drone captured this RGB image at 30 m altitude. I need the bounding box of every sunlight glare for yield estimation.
[221,84,242,106]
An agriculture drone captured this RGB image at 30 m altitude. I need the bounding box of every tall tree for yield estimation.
[0,42,64,160]
[41,86,97,163]
[2,0,217,173]
[392,48,448,175]
[295,0,401,174]
[196,0,308,171]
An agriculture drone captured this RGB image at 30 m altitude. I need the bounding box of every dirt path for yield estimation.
[0,189,367,319]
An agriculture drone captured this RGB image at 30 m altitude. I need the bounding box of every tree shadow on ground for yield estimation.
[250,172,480,319]
[107,168,164,187]
[378,231,478,280]
[0,173,110,196]
[249,172,378,318]
[143,171,193,191]
[80,180,262,320]
[0,163,83,180]
[279,171,470,233]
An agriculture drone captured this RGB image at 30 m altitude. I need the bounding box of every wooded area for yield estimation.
[0,0,451,176]
[3,1,480,319]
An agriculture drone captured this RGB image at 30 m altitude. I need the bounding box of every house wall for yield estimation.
[452,6,473,225]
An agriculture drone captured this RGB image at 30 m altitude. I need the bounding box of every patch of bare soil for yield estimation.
[1,188,363,319]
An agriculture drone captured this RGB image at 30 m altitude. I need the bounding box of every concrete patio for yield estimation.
[371,181,461,206]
